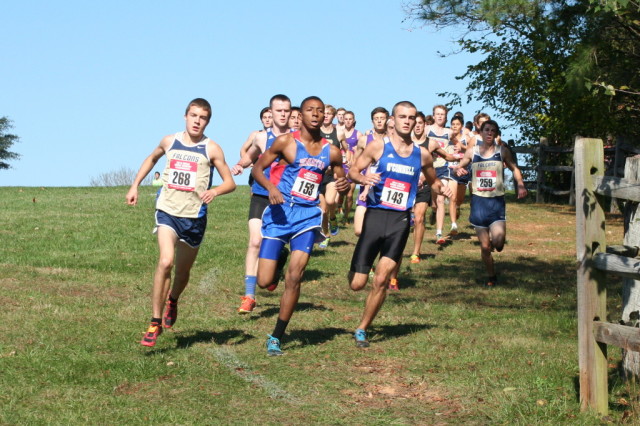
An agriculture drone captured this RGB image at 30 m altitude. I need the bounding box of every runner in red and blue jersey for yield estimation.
[252,96,348,356]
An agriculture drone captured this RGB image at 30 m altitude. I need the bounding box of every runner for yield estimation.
[353,107,389,237]
[126,98,236,347]
[427,105,454,245]
[252,96,348,355]
[455,120,527,286]
[336,107,346,134]
[239,107,272,186]
[340,110,363,225]
[231,94,292,314]
[409,111,432,263]
[289,106,301,131]
[318,104,346,248]
[447,115,470,230]
[347,101,452,347]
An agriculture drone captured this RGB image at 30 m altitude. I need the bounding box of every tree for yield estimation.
[405,0,640,144]
[0,117,20,169]
[89,166,151,187]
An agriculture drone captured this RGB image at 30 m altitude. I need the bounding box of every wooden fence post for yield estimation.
[537,137,548,203]
[575,137,608,414]
[622,156,640,378]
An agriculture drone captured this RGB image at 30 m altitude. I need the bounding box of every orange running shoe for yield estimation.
[237,296,256,314]
[388,278,399,291]
[140,323,162,347]
[410,254,420,264]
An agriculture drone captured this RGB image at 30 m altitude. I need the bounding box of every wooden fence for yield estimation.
[510,137,639,205]
[575,137,640,415]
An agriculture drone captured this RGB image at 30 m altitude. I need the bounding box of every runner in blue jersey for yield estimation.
[347,101,452,348]
[251,96,349,356]
[455,120,527,287]
[231,95,292,314]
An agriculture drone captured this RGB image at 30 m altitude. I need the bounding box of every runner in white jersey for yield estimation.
[126,98,236,347]
[427,105,454,245]
[231,94,292,314]
[455,120,527,286]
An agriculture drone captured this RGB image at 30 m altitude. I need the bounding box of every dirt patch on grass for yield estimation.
[341,359,465,419]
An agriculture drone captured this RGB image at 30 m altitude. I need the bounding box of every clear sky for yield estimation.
[1,0,498,187]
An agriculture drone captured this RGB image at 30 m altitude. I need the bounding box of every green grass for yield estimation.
[0,185,629,423]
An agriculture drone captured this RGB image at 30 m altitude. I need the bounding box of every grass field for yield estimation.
[0,185,632,424]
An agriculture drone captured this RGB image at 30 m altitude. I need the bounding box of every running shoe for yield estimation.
[237,296,256,314]
[140,323,162,347]
[330,218,339,236]
[318,237,330,249]
[266,334,284,356]
[163,299,178,328]
[486,275,498,287]
[388,278,399,291]
[354,329,369,348]
[449,223,458,236]
[410,254,420,264]
[267,247,289,291]
[436,233,446,245]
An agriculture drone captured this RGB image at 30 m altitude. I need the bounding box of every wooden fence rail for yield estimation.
[511,137,637,206]
[575,137,640,415]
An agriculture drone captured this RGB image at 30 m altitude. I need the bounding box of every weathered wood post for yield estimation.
[537,137,548,203]
[575,137,608,414]
[622,156,640,378]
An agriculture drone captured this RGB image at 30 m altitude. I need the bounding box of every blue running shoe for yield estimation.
[330,217,339,236]
[266,335,284,356]
[354,329,369,348]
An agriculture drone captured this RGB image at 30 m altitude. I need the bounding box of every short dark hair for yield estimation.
[260,106,270,119]
[450,115,464,125]
[270,94,291,108]
[480,119,500,134]
[300,96,324,110]
[392,101,417,116]
[290,106,300,113]
[416,111,426,121]
[370,107,389,120]
[185,98,212,119]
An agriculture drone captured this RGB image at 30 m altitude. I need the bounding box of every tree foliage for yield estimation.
[0,117,20,169]
[406,0,640,144]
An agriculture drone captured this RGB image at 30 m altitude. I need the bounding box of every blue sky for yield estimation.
[1,1,500,187]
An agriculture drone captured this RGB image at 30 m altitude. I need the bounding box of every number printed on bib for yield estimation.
[381,178,410,210]
[168,159,197,191]
[292,169,321,201]
[476,170,497,191]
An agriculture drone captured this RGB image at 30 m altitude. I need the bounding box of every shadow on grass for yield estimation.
[370,322,436,343]
[286,326,349,346]
[144,329,255,355]
[257,301,331,319]
[411,254,580,311]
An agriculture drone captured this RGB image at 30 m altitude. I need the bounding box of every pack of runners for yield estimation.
[126,96,527,354]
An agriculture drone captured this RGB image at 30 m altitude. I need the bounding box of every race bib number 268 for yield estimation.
[168,159,197,192]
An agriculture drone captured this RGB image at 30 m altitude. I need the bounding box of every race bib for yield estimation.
[476,170,497,191]
[381,178,410,210]
[168,159,197,192]
[292,169,321,201]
